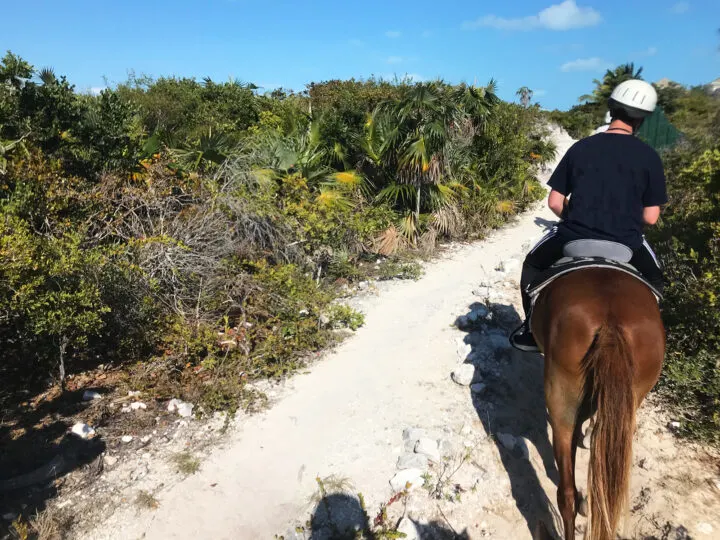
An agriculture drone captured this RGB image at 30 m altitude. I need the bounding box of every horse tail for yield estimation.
[583,324,635,540]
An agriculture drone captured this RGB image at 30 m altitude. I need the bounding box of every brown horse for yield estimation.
[531,268,665,540]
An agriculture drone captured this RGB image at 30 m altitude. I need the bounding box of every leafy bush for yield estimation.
[116,74,260,143]
[647,144,720,442]
[545,103,600,139]
[0,52,556,414]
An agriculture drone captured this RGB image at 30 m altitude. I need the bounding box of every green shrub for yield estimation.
[545,103,600,139]
[377,260,423,281]
[0,52,559,415]
[326,304,365,331]
[647,145,720,442]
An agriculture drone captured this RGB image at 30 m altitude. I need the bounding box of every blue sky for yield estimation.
[1,0,718,109]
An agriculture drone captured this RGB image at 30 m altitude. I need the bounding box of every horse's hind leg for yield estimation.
[545,360,586,540]
[572,402,592,518]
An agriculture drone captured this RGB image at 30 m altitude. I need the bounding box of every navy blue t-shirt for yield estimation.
[548,133,667,249]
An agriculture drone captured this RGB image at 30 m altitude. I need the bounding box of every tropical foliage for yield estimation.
[0,52,553,410]
[646,109,720,442]
[579,62,644,105]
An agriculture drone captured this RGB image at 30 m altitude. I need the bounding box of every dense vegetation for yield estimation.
[3,48,717,441]
[0,52,554,411]
[644,86,720,442]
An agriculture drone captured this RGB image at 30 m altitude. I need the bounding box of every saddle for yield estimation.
[527,239,663,307]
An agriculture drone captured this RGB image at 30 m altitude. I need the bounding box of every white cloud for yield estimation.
[560,57,610,72]
[385,30,401,38]
[464,1,602,32]
[533,89,548,97]
[421,30,433,38]
[349,38,364,46]
[670,2,690,14]
[642,46,658,57]
[90,86,107,95]
[538,0,602,30]
[386,56,404,64]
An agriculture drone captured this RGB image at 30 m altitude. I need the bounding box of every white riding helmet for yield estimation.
[608,79,657,119]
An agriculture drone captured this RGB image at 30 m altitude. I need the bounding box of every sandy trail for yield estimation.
[85,129,720,540]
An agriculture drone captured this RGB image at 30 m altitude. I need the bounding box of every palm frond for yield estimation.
[377,183,417,206]
[431,205,462,236]
[316,189,354,211]
[398,212,419,242]
[496,199,516,215]
[38,67,56,85]
[373,225,404,256]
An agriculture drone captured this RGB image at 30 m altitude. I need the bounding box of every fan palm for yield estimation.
[580,63,644,105]
[170,127,235,171]
[516,86,533,108]
[365,80,498,242]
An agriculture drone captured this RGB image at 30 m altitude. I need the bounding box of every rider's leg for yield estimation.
[512,228,569,352]
[520,227,568,318]
[630,237,664,294]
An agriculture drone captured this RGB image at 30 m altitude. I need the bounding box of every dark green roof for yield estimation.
[637,108,682,150]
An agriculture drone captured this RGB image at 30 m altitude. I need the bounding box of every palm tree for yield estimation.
[169,127,236,171]
[38,67,57,85]
[516,86,533,108]
[0,131,30,175]
[580,63,644,105]
[364,80,498,242]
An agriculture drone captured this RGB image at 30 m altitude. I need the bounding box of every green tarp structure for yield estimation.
[637,107,682,150]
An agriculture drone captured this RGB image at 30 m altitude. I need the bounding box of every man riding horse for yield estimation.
[511,79,666,352]
[509,80,668,540]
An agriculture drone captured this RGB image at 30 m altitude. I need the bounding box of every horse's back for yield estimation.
[533,267,665,390]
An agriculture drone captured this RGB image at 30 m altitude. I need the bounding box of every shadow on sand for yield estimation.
[304,492,469,539]
[455,301,561,539]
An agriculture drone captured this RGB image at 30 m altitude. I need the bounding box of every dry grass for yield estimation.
[28,507,69,540]
[134,490,160,510]
[171,451,201,475]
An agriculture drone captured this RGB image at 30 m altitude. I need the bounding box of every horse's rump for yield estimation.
[532,268,665,540]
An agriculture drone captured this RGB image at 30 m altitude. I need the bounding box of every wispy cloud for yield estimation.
[560,57,611,72]
[670,2,690,14]
[421,30,433,38]
[385,30,401,38]
[349,38,364,47]
[90,86,107,95]
[533,89,548,97]
[638,46,658,57]
[386,56,404,64]
[464,1,602,32]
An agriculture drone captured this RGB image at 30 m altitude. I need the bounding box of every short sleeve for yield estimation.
[642,152,668,207]
[548,147,573,196]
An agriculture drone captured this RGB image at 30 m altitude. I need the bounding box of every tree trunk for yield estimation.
[58,335,69,390]
[415,184,421,227]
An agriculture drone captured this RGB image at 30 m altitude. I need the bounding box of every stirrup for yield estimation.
[509,321,540,353]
